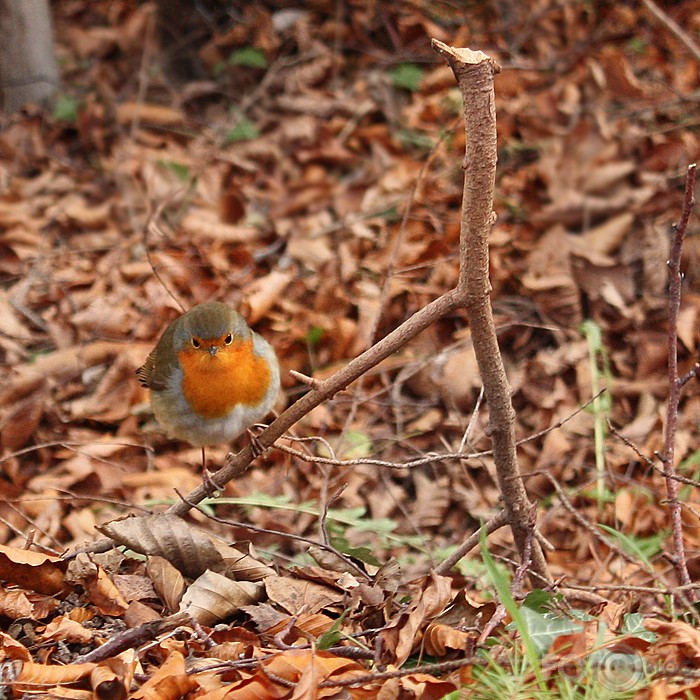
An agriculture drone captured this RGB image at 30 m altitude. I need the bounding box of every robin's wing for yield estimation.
[136,349,157,388]
[136,321,179,391]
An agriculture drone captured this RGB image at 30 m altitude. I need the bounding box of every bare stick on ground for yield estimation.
[661,162,697,599]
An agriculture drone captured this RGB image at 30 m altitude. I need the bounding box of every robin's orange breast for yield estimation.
[178,338,272,420]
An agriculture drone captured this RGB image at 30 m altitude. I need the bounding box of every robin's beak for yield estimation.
[208,345,219,357]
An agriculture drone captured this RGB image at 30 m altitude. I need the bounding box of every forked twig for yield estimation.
[66,43,551,586]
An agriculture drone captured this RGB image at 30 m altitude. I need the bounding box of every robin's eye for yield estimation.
[224,334,233,345]
[191,338,200,349]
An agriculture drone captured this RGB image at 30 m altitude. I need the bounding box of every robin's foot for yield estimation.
[246,428,266,459]
[202,467,222,497]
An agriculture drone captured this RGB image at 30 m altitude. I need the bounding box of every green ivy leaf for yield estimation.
[229,47,268,69]
[224,118,260,144]
[53,94,79,123]
[388,63,423,91]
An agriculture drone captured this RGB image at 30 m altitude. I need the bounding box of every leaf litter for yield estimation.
[1,0,700,696]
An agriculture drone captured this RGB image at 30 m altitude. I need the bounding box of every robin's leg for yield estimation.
[200,446,221,496]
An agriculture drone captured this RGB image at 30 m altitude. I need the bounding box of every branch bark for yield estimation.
[432,40,549,585]
[661,163,697,599]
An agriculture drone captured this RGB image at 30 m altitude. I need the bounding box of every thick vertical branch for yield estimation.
[432,40,549,585]
[662,163,696,597]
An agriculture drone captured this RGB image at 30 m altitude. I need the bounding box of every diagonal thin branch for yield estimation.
[641,0,700,66]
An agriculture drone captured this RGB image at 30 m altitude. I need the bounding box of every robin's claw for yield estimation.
[247,428,266,459]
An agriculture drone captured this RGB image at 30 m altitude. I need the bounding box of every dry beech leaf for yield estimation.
[291,563,361,592]
[306,545,364,576]
[574,212,633,257]
[217,542,276,581]
[180,208,262,243]
[582,161,635,195]
[0,544,66,596]
[0,389,46,452]
[535,186,655,227]
[380,574,453,666]
[262,612,336,641]
[16,661,97,689]
[243,269,296,324]
[373,559,401,594]
[90,649,137,700]
[115,102,184,126]
[242,601,289,632]
[379,673,458,700]
[70,297,136,339]
[411,472,450,528]
[423,622,470,656]
[97,514,223,579]
[264,574,344,615]
[40,616,93,644]
[130,650,196,699]
[13,340,148,383]
[84,567,130,616]
[0,589,33,619]
[644,618,700,665]
[0,290,32,340]
[124,600,161,629]
[641,222,670,296]
[290,612,337,640]
[146,556,186,612]
[0,373,45,408]
[286,231,334,268]
[113,573,157,604]
[179,570,264,626]
[55,193,112,228]
[262,649,365,690]
[0,630,32,661]
[69,355,140,422]
[677,304,697,352]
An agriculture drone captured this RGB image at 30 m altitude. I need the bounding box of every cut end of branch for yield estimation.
[290,369,320,388]
[431,39,501,73]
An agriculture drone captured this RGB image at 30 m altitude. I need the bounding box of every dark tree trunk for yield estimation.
[0,0,58,114]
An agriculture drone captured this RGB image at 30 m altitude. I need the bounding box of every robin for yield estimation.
[137,302,280,465]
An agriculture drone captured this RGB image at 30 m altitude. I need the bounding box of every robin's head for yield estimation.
[172,302,251,357]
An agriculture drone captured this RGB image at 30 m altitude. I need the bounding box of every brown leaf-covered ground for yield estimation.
[3,1,700,697]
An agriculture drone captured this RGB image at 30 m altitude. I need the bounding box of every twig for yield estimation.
[542,473,652,573]
[67,290,465,557]
[661,163,697,599]
[274,393,603,470]
[562,581,700,596]
[679,362,700,389]
[338,129,449,447]
[75,612,191,663]
[434,510,508,575]
[144,191,190,313]
[459,385,485,453]
[318,656,478,688]
[511,505,535,600]
[641,0,700,65]
[610,420,700,488]
[179,495,371,581]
